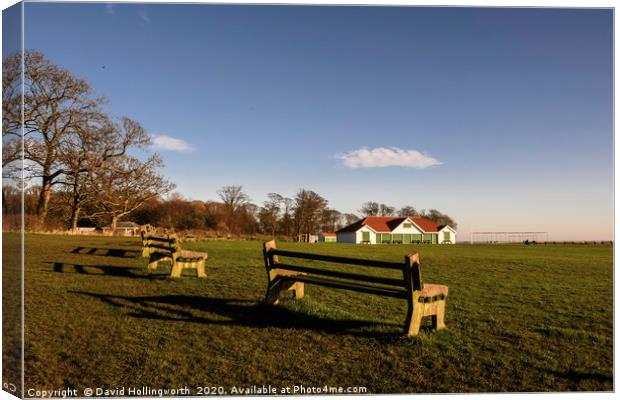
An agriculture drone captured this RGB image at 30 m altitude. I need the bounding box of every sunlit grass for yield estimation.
[9,233,612,393]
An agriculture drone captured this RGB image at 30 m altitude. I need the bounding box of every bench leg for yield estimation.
[147,255,159,270]
[405,302,424,336]
[170,262,184,278]
[264,279,286,305]
[265,279,301,305]
[141,247,150,258]
[290,282,304,299]
[196,260,207,279]
[432,300,447,331]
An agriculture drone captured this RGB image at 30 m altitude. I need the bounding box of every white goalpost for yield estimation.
[470,231,549,244]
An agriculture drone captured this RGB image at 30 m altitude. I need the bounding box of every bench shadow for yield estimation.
[547,369,612,385]
[46,262,168,280]
[70,247,140,258]
[514,358,613,388]
[520,361,612,387]
[70,291,403,339]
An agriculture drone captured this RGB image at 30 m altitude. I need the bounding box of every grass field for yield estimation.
[4,233,613,394]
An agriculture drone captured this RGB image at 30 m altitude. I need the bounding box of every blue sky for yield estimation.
[19,3,612,240]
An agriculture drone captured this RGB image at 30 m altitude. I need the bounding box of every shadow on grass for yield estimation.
[551,369,612,385]
[71,291,404,339]
[70,247,140,258]
[46,262,168,280]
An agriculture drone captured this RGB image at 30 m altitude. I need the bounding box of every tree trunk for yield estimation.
[110,216,118,235]
[69,206,80,233]
[37,176,52,223]
[37,155,55,224]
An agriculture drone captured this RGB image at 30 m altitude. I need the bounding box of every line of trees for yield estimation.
[2,50,174,231]
[358,201,457,228]
[4,180,457,238]
[129,186,457,238]
[131,186,353,239]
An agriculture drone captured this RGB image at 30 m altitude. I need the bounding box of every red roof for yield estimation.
[337,216,438,233]
[411,217,438,233]
[321,232,337,237]
[362,216,407,232]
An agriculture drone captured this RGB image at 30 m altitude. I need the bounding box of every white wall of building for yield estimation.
[355,227,377,244]
[439,226,456,244]
[391,219,424,234]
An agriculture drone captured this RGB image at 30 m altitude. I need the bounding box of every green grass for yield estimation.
[5,233,613,393]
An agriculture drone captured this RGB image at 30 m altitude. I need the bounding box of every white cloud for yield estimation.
[336,147,442,169]
[151,135,195,153]
[105,4,116,15]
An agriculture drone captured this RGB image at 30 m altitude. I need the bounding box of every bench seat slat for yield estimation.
[270,249,402,270]
[176,257,204,262]
[146,244,174,251]
[281,274,407,299]
[273,263,404,287]
[146,237,175,243]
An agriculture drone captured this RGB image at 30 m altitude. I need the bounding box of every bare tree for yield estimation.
[398,205,419,217]
[379,204,395,216]
[203,200,228,232]
[359,201,380,216]
[217,185,250,234]
[293,189,327,239]
[320,208,342,232]
[3,50,103,221]
[2,138,21,173]
[2,50,23,173]
[343,213,360,226]
[259,193,283,236]
[59,116,151,231]
[86,155,175,231]
[279,196,294,238]
[359,201,394,216]
[419,209,458,229]
[239,203,260,234]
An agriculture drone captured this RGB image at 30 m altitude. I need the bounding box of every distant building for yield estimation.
[297,233,319,243]
[102,221,141,236]
[318,232,337,242]
[336,216,456,244]
[74,227,97,234]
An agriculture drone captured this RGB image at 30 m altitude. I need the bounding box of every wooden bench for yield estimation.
[143,233,208,278]
[262,240,448,336]
[140,224,159,257]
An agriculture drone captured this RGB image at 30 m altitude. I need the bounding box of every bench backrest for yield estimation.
[263,240,423,297]
[142,232,181,255]
[140,224,157,235]
[140,225,157,243]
